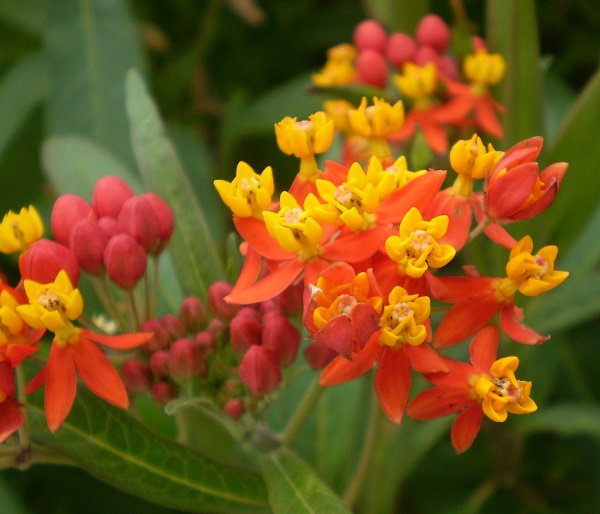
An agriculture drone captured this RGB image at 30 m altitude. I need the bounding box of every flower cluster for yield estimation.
[312,15,508,156]
[216,89,568,451]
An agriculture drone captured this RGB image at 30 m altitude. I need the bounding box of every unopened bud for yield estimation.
[208,281,239,319]
[117,196,161,253]
[224,398,245,420]
[207,318,226,339]
[150,381,178,406]
[386,33,417,69]
[416,14,451,53]
[51,194,95,247]
[121,359,152,394]
[160,314,187,340]
[194,330,217,353]
[140,318,171,353]
[229,313,262,353]
[104,234,147,289]
[97,216,119,239]
[150,350,170,379]
[140,192,174,254]
[169,338,202,379]
[238,345,282,395]
[353,19,388,53]
[91,176,135,218]
[356,49,388,89]
[414,46,442,68]
[304,340,337,370]
[261,311,300,366]
[19,238,80,286]
[69,218,110,274]
[179,296,207,332]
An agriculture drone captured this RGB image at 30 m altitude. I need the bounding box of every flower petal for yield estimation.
[320,332,381,386]
[451,403,484,453]
[499,304,549,345]
[407,385,472,420]
[234,216,294,261]
[469,325,500,371]
[313,315,355,356]
[408,343,449,374]
[322,226,391,262]
[375,347,411,424]
[71,337,129,408]
[82,329,152,349]
[0,398,24,443]
[44,344,77,432]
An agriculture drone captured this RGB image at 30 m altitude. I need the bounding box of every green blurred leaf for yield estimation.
[486,0,545,145]
[126,69,225,301]
[517,404,600,440]
[0,53,46,161]
[0,0,46,35]
[45,0,144,167]
[364,0,430,32]
[0,477,32,514]
[260,446,351,513]
[25,364,269,513]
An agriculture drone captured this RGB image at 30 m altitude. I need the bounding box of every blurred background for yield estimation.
[1,0,599,512]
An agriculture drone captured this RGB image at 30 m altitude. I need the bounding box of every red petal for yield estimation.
[433,95,474,123]
[313,315,355,356]
[82,329,152,349]
[0,398,24,442]
[320,332,381,386]
[433,275,497,303]
[234,217,293,261]
[318,261,357,284]
[377,170,447,225]
[494,137,543,173]
[375,347,411,424]
[408,344,449,374]
[470,195,517,247]
[420,117,449,154]
[406,386,472,420]
[71,337,129,408]
[225,259,304,304]
[288,179,318,204]
[231,244,263,295]
[499,304,549,345]
[469,325,499,371]
[451,403,484,453]
[350,304,381,350]
[509,179,559,221]
[322,226,391,262]
[426,190,472,251]
[486,163,539,220]
[45,344,77,432]
[6,343,39,367]
[434,294,500,348]
[322,160,349,186]
[474,96,503,137]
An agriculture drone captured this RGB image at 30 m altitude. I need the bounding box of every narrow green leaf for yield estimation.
[486,0,545,145]
[25,366,269,513]
[517,404,600,440]
[125,69,225,301]
[0,0,46,35]
[0,53,46,161]
[260,446,351,514]
[45,0,144,167]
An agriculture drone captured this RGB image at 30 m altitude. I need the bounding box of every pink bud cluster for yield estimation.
[50,176,174,289]
[353,15,457,89]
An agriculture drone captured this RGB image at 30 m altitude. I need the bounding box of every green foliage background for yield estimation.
[0,0,599,512]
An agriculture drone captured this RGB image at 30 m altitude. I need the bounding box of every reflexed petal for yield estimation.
[71,337,128,408]
[474,96,502,138]
[407,386,472,420]
[451,402,484,453]
[420,117,449,154]
[499,304,549,345]
[234,217,293,261]
[432,275,497,303]
[426,190,472,251]
[45,344,77,432]
[322,226,391,262]
[375,347,411,424]
[320,332,381,386]
[469,325,500,370]
[313,315,355,356]
[0,398,24,442]
[408,343,449,373]
[82,329,152,349]
[231,244,263,295]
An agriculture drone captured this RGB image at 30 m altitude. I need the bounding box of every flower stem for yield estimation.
[281,377,324,447]
[90,275,128,333]
[126,290,140,331]
[466,214,492,245]
[343,384,382,509]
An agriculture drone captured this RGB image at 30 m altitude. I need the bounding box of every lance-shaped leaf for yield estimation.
[25,362,268,513]
[125,69,225,301]
[260,446,351,513]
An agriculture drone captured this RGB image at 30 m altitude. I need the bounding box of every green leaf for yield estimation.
[517,404,600,440]
[0,53,46,161]
[125,69,225,301]
[486,0,545,145]
[260,446,351,514]
[45,0,144,167]
[0,0,46,35]
[25,365,269,513]
[363,0,430,32]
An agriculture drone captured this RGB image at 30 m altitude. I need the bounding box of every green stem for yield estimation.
[463,478,499,514]
[90,274,128,333]
[126,290,140,331]
[342,385,382,509]
[466,214,492,245]
[150,254,160,319]
[281,377,324,447]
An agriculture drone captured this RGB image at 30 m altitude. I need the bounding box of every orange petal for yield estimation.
[313,315,355,356]
[320,332,381,386]
[234,216,293,261]
[0,397,24,443]
[451,402,484,453]
[71,337,129,408]
[45,344,77,432]
[468,325,499,371]
[231,244,263,295]
[420,116,449,154]
[322,226,391,263]
[408,344,449,374]
[499,304,549,345]
[83,329,152,349]
[406,385,472,420]
[474,96,503,138]
[375,347,411,424]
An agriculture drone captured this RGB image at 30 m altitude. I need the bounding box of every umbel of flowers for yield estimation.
[215,72,568,452]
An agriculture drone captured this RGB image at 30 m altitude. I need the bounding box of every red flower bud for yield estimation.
[275,282,304,315]
[97,216,119,239]
[355,49,388,89]
[416,14,451,53]
[224,398,245,420]
[160,314,187,340]
[207,318,226,338]
[169,338,202,379]
[140,318,171,353]
[261,311,300,366]
[150,381,178,406]
[238,345,281,395]
[414,46,442,68]
[104,234,147,289]
[386,33,417,69]
[194,330,216,353]
[208,282,239,319]
[140,192,175,254]
[91,176,134,218]
[69,218,110,274]
[117,196,161,253]
[353,19,388,53]
[150,350,170,379]
[229,313,262,353]
[51,194,95,247]
[19,239,80,286]
[121,359,152,394]
[178,296,207,332]
[304,340,337,370]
